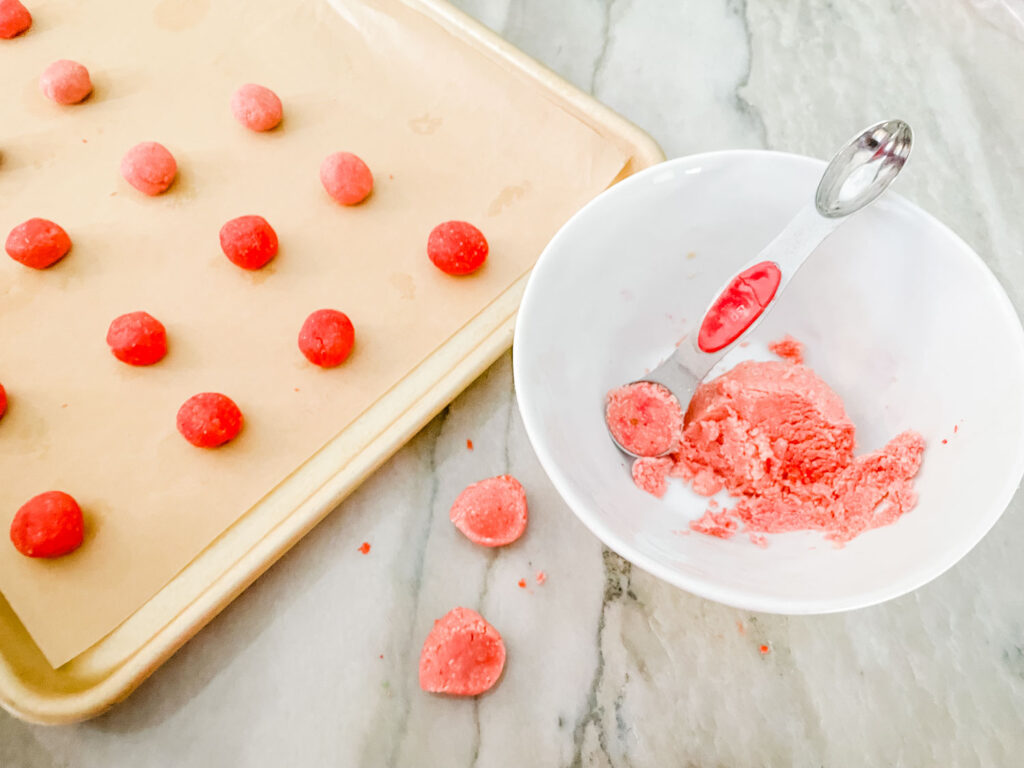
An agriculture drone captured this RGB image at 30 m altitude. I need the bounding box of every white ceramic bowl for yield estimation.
[513,150,1024,614]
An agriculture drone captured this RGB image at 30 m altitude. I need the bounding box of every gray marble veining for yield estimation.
[4,1,1024,766]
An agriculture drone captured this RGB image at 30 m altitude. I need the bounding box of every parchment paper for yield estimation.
[0,0,630,666]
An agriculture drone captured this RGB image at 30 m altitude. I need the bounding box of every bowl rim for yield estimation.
[513,148,1024,614]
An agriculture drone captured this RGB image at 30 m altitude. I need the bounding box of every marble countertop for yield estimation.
[4,0,1024,765]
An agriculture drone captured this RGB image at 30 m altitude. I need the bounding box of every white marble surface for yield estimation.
[5,0,1024,765]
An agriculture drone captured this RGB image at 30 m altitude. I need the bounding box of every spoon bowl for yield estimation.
[816,119,913,217]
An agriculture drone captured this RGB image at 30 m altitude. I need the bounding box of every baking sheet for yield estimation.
[0,0,630,667]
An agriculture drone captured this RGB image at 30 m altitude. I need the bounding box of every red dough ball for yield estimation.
[449,475,528,547]
[427,221,488,276]
[121,141,177,196]
[0,382,6,421]
[176,393,243,448]
[320,152,373,206]
[10,491,84,559]
[5,218,71,269]
[106,311,167,366]
[230,83,282,132]
[219,215,278,270]
[39,59,92,104]
[0,0,31,39]
[419,607,506,696]
[298,309,355,368]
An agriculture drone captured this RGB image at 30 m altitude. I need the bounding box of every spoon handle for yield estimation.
[696,205,841,355]
[615,121,913,458]
[687,119,912,365]
[644,205,841,397]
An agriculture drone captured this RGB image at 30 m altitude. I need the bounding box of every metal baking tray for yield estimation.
[0,0,662,723]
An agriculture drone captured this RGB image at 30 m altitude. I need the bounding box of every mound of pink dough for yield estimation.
[631,340,926,544]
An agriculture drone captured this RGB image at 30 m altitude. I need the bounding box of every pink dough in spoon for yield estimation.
[605,381,683,457]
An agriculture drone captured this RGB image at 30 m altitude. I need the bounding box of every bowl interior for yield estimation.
[514,150,1024,613]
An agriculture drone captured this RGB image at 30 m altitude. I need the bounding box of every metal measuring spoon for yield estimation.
[606,119,913,458]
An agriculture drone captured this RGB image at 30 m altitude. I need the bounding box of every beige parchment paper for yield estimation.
[0,0,631,666]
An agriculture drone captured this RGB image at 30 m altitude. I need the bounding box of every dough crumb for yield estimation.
[768,334,804,364]
[631,456,673,497]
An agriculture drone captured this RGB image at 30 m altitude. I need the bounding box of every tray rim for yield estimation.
[0,0,664,725]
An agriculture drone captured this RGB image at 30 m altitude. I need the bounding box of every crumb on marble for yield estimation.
[517,578,526,588]
[536,570,546,585]
[358,541,371,554]
[759,644,771,655]
[466,439,473,450]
